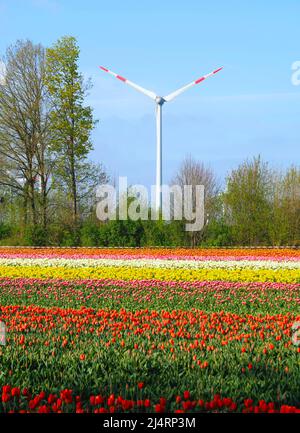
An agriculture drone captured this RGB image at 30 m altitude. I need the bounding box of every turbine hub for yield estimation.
[155,96,165,105]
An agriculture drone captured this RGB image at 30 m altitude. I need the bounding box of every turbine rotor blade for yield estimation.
[163,66,223,102]
[99,66,157,101]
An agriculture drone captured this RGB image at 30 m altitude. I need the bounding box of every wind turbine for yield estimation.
[99,65,223,213]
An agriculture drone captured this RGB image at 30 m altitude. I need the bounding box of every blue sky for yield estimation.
[0,0,299,187]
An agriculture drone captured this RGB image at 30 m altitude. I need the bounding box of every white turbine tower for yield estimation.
[99,65,223,213]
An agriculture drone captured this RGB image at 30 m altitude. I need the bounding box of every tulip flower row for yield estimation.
[1,386,300,413]
[0,277,299,314]
[0,257,299,269]
[0,264,298,283]
[0,247,299,261]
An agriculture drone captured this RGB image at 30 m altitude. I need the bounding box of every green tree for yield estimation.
[45,36,96,243]
[224,156,273,245]
[0,40,52,236]
[282,166,300,245]
[269,166,300,246]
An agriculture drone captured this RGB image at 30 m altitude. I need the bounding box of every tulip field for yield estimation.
[0,247,299,413]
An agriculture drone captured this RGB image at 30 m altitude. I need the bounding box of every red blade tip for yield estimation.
[195,76,205,84]
[116,75,126,82]
[213,67,223,74]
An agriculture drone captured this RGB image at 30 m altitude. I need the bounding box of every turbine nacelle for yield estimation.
[155,96,165,106]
